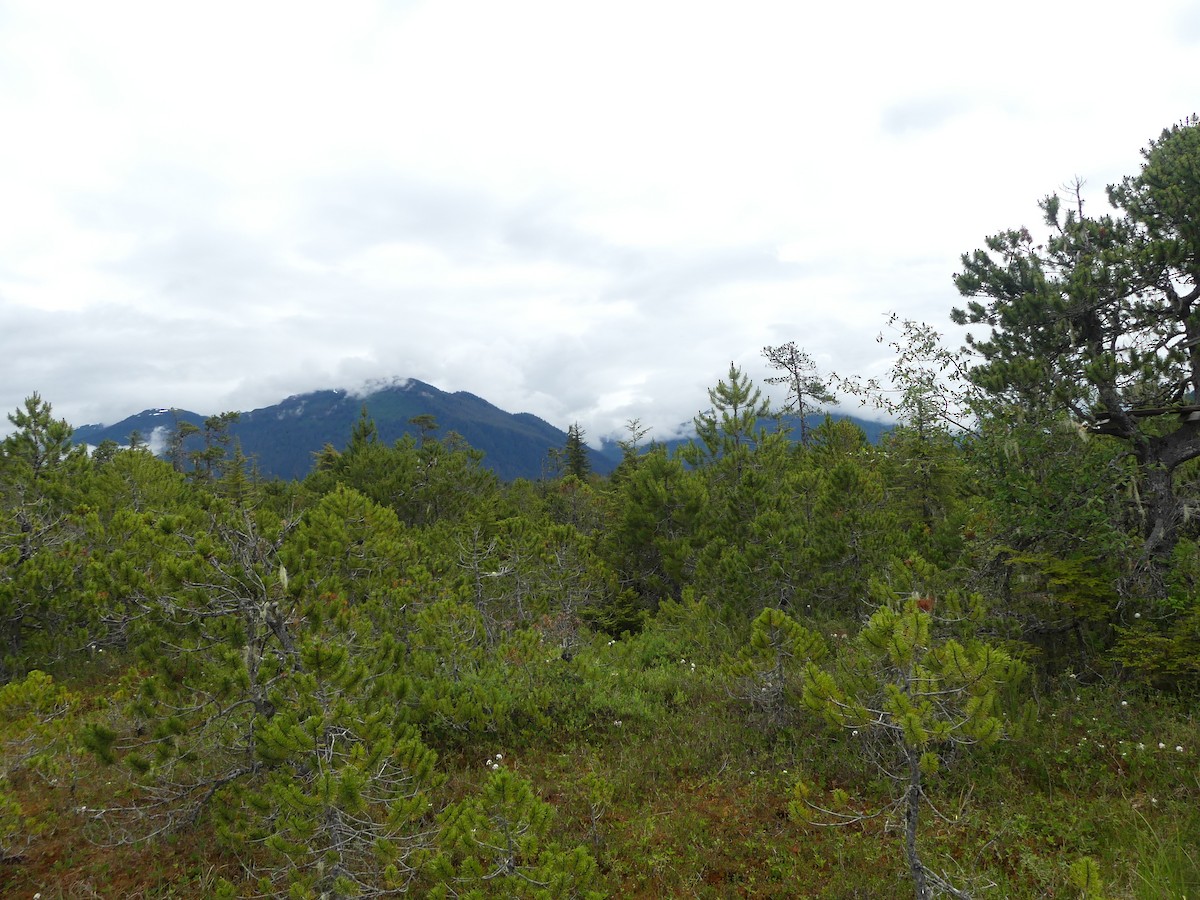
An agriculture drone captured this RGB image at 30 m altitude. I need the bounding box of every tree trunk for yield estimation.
[1138,461,1184,575]
[904,746,930,900]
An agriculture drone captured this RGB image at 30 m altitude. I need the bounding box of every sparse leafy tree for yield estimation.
[763,341,836,444]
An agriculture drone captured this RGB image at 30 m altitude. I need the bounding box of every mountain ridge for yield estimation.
[72,379,891,482]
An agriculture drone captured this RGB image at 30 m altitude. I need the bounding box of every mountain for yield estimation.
[72,379,891,482]
[73,379,597,482]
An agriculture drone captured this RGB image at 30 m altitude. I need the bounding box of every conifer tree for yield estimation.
[601,448,706,606]
[429,766,602,898]
[686,366,802,617]
[564,423,591,479]
[726,606,826,726]
[309,415,498,528]
[952,118,1200,570]
[796,590,1023,900]
[763,342,836,444]
[165,412,199,473]
[686,362,771,465]
[0,395,90,675]
[80,485,329,822]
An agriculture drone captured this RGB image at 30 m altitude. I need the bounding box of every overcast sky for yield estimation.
[2,1,1197,444]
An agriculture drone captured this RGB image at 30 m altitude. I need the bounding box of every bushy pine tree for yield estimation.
[0,395,91,677]
[797,592,1023,900]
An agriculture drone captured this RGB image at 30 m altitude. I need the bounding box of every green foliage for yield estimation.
[281,483,434,630]
[1105,535,1200,685]
[308,411,500,528]
[563,423,592,480]
[429,766,602,899]
[0,670,81,776]
[1,392,85,483]
[0,395,93,677]
[0,777,33,862]
[684,362,772,465]
[457,514,619,646]
[762,341,836,444]
[186,411,242,488]
[600,447,705,607]
[726,607,826,726]
[9,209,1200,898]
[953,118,1200,569]
[218,657,441,897]
[797,592,1025,898]
[0,670,81,858]
[1069,855,1106,899]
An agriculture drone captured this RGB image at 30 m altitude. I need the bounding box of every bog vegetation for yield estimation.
[3,121,1200,898]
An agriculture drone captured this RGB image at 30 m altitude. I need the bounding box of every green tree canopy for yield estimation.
[952,118,1200,568]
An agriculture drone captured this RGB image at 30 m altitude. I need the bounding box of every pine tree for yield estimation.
[0,395,90,675]
[763,342,835,444]
[952,119,1200,570]
[795,591,1023,900]
[429,766,602,898]
[686,362,771,464]
[0,393,83,483]
[564,423,591,480]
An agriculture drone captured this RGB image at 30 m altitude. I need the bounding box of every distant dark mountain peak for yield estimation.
[74,378,594,482]
[71,379,891,483]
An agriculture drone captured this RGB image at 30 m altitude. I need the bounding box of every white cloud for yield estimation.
[0,0,1196,444]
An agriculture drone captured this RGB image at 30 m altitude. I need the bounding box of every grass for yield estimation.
[1,642,1198,898]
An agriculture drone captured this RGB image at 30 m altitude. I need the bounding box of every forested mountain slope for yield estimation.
[72,377,890,481]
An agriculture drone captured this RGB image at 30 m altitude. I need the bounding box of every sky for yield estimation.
[2,0,1198,445]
